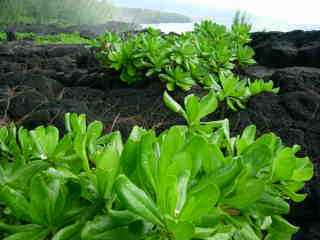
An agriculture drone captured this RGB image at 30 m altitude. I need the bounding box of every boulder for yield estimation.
[251,30,320,68]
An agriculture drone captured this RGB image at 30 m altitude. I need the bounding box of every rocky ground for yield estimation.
[0,30,319,239]
[1,22,141,38]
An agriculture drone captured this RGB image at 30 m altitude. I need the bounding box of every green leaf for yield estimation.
[115,175,164,226]
[139,132,158,193]
[201,143,225,174]
[87,121,103,154]
[210,159,241,188]
[81,211,138,239]
[82,227,137,240]
[198,90,218,119]
[74,133,90,171]
[254,192,290,215]
[94,145,120,198]
[30,126,59,159]
[0,185,30,221]
[7,160,49,190]
[167,169,191,217]
[292,156,314,181]
[265,216,299,240]
[241,142,272,175]
[163,91,187,120]
[224,179,265,209]
[3,227,49,240]
[236,125,256,154]
[180,183,220,221]
[272,148,295,181]
[29,174,67,226]
[167,220,195,240]
[184,94,200,125]
[52,222,83,240]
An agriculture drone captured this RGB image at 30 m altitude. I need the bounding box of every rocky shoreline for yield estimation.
[0,30,319,239]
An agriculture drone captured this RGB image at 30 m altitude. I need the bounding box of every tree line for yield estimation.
[0,0,114,26]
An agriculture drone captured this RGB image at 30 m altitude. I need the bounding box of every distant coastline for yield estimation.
[113,7,192,24]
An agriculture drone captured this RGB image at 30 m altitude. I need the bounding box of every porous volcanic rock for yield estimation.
[1,21,142,39]
[251,30,320,68]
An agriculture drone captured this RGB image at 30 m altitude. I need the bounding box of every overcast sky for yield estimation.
[175,0,319,24]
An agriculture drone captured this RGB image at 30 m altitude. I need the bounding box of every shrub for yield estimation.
[0,0,114,26]
[0,92,313,240]
[92,18,278,111]
[0,32,6,41]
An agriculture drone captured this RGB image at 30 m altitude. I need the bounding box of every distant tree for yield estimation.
[0,0,114,26]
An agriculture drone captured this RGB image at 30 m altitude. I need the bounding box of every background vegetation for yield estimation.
[0,0,114,26]
[113,7,192,24]
[0,0,191,27]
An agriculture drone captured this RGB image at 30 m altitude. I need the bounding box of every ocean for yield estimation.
[142,21,320,33]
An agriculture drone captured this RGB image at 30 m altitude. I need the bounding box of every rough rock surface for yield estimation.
[0,33,320,239]
[1,21,141,39]
[251,30,320,68]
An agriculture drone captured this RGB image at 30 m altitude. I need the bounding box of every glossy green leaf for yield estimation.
[115,175,164,226]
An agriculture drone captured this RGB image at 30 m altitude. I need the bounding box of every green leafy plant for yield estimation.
[16,32,36,41]
[0,93,313,240]
[0,113,128,239]
[92,17,278,112]
[116,91,313,239]
[93,18,257,91]
[34,33,90,45]
[0,32,6,41]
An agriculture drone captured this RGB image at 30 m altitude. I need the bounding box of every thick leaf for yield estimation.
[224,179,265,209]
[292,157,314,181]
[81,211,138,239]
[241,142,272,175]
[254,192,290,215]
[168,170,191,217]
[265,216,299,240]
[167,220,195,240]
[3,227,49,240]
[87,121,103,154]
[139,132,159,193]
[30,126,59,159]
[29,174,67,226]
[272,148,295,181]
[52,222,83,240]
[163,91,187,120]
[198,90,218,119]
[121,126,147,177]
[74,133,90,171]
[82,227,137,240]
[236,125,256,154]
[0,185,30,221]
[184,94,200,125]
[180,183,220,221]
[115,175,164,226]
[95,145,120,198]
[7,160,49,190]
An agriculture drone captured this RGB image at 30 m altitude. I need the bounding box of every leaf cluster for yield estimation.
[92,18,278,110]
[0,92,313,240]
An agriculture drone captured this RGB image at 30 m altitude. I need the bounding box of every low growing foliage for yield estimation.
[34,33,90,45]
[0,91,313,240]
[0,32,6,41]
[0,32,90,44]
[92,17,278,110]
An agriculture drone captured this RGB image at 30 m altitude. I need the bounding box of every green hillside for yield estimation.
[114,7,193,24]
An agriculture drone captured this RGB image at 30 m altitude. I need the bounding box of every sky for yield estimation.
[175,0,319,24]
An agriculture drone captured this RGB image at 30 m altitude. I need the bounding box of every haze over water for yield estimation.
[143,21,320,34]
